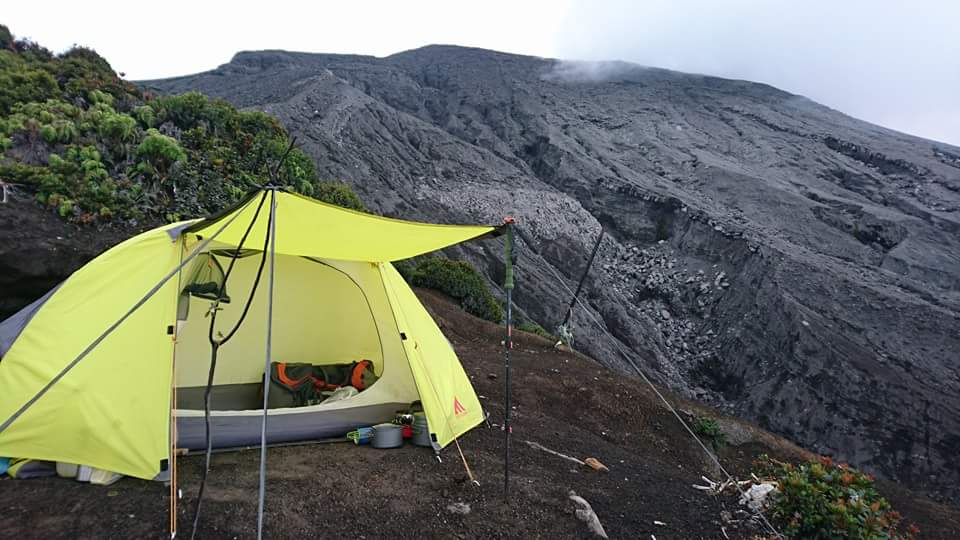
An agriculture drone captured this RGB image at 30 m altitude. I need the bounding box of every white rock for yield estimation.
[739,483,777,511]
[446,502,471,515]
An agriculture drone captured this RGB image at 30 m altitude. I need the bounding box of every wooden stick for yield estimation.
[454,437,479,485]
[524,440,586,466]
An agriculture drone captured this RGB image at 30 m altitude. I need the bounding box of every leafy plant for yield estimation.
[692,416,726,450]
[136,128,185,179]
[312,180,365,211]
[405,256,503,323]
[0,24,340,225]
[754,455,918,540]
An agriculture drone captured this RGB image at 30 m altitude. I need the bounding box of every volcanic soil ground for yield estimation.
[1,290,958,539]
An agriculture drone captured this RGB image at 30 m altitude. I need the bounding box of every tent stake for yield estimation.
[256,188,278,540]
[454,437,478,485]
[502,217,515,501]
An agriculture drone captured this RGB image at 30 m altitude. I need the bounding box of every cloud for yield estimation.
[553,0,960,145]
[541,60,649,83]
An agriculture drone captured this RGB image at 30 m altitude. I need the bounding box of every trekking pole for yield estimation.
[558,228,603,345]
[502,217,515,501]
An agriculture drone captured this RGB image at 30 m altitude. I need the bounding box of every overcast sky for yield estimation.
[6,0,959,145]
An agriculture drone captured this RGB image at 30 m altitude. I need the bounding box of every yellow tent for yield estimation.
[0,189,497,481]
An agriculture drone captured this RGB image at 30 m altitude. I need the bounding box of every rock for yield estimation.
[584,457,609,472]
[739,483,777,511]
[446,502,471,515]
[568,491,608,538]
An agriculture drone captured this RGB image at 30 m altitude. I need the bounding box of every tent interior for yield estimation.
[173,245,419,414]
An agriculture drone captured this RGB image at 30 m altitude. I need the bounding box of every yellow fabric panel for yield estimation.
[188,191,494,261]
[379,263,484,448]
[0,225,180,480]
[174,255,384,387]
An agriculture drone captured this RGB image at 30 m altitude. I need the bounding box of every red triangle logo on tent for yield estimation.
[453,397,467,416]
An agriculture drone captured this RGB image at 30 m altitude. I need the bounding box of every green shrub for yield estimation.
[517,320,556,340]
[98,112,137,143]
[692,416,726,450]
[132,105,155,127]
[136,128,186,179]
[313,180,364,211]
[39,124,57,144]
[88,89,113,106]
[407,256,503,323]
[0,25,336,224]
[0,24,12,51]
[0,54,60,114]
[755,455,918,540]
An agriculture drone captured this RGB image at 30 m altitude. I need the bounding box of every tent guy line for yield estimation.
[541,261,784,539]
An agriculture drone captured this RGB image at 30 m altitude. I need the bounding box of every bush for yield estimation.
[755,455,918,539]
[313,180,364,211]
[0,24,12,51]
[98,111,137,143]
[406,256,503,323]
[692,416,726,450]
[0,25,338,225]
[517,320,556,340]
[136,128,186,179]
[132,105,155,127]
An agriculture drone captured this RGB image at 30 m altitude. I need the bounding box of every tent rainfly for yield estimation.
[0,188,498,482]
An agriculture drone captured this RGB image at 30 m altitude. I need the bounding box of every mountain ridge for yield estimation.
[143,45,960,503]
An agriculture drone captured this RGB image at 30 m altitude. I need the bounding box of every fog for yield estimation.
[553,0,960,145]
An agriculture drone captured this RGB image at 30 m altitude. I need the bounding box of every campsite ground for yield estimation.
[2,289,959,539]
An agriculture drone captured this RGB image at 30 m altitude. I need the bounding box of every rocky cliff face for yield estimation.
[144,46,956,501]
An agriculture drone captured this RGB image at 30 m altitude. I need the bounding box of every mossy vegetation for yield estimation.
[396,256,503,323]
[755,455,918,539]
[0,24,344,224]
[692,415,727,450]
[516,320,556,341]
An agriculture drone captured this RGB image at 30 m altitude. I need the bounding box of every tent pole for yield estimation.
[0,197,257,437]
[170,236,187,540]
[256,188,278,540]
[502,217,515,501]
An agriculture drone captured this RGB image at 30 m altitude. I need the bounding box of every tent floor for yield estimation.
[173,384,412,450]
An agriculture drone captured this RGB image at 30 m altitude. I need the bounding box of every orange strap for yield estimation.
[276,363,307,387]
[351,360,372,390]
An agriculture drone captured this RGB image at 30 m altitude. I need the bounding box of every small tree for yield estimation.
[136,128,186,183]
[313,181,365,211]
[0,24,13,51]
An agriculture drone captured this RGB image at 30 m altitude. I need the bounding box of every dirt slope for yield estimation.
[1,290,957,539]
